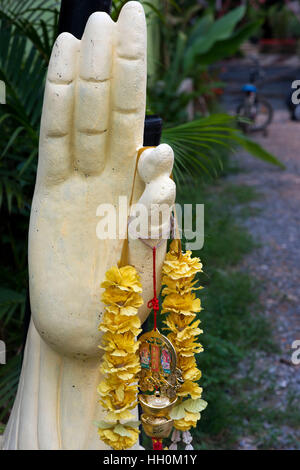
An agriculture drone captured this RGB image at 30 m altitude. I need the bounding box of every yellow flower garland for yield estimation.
[97,266,143,450]
[162,240,207,431]
[97,241,207,445]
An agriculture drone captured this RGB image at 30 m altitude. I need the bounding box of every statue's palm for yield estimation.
[29,3,175,357]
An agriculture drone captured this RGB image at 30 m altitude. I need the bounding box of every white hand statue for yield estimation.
[2,2,175,450]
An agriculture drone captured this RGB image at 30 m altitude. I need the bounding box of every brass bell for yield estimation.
[141,414,174,439]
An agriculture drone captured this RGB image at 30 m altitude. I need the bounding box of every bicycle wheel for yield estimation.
[237,98,273,132]
[251,98,273,131]
[236,101,252,133]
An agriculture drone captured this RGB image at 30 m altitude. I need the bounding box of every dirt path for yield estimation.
[222,58,300,448]
[232,110,300,356]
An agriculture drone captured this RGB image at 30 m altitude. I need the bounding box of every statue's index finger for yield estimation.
[39,33,79,184]
[42,33,79,138]
[75,12,115,175]
[109,2,147,164]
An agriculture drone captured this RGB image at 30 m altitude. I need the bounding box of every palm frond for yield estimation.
[162,114,284,182]
[0,0,59,65]
[0,354,22,422]
[0,23,44,213]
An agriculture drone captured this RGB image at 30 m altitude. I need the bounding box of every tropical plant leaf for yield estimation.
[184,6,246,72]
[113,424,133,437]
[0,24,44,213]
[199,20,263,65]
[0,0,58,65]
[93,420,114,429]
[169,402,186,420]
[184,398,208,413]
[122,420,141,428]
[0,355,22,421]
[0,287,24,309]
[234,133,285,169]
[188,13,214,46]
[162,114,284,181]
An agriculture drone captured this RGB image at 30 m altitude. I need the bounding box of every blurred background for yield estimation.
[0,0,299,450]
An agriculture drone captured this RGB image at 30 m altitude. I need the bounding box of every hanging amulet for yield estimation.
[138,329,183,439]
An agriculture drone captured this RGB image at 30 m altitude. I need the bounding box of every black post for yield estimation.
[143,115,162,147]
[58,0,112,39]
[141,114,163,341]
[141,115,163,448]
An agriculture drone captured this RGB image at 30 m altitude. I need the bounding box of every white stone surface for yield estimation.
[2,2,175,450]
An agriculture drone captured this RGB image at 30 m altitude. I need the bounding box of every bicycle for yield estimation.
[236,59,273,135]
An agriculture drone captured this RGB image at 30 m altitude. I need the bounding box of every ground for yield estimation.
[222,54,300,449]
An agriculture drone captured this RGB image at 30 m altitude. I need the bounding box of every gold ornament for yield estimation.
[138,328,183,439]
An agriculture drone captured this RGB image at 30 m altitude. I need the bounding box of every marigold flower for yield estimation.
[168,333,203,357]
[101,265,142,293]
[162,276,203,295]
[100,353,141,381]
[181,366,202,382]
[97,379,138,401]
[105,408,136,423]
[162,292,201,316]
[98,427,139,450]
[102,289,143,316]
[163,312,195,330]
[177,355,197,371]
[100,331,139,357]
[99,311,142,336]
[100,391,137,414]
[173,411,199,431]
[177,381,203,400]
[176,356,202,382]
[97,264,143,449]
[161,241,206,433]
[163,317,202,341]
[162,240,203,280]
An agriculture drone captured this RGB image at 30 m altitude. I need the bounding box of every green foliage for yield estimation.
[162,114,284,182]
[184,6,253,71]
[0,22,45,392]
[0,355,22,422]
[266,3,298,39]
[148,6,262,124]
[0,2,50,423]
[0,0,59,64]
[197,19,263,66]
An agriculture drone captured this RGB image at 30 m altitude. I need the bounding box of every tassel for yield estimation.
[152,438,163,450]
[182,431,193,450]
[185,444,194,450]
[169,429,181,450]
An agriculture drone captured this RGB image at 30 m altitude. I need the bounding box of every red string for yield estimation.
[147,246,159,331]
[152,437,163,450]
[148,248,163,450]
